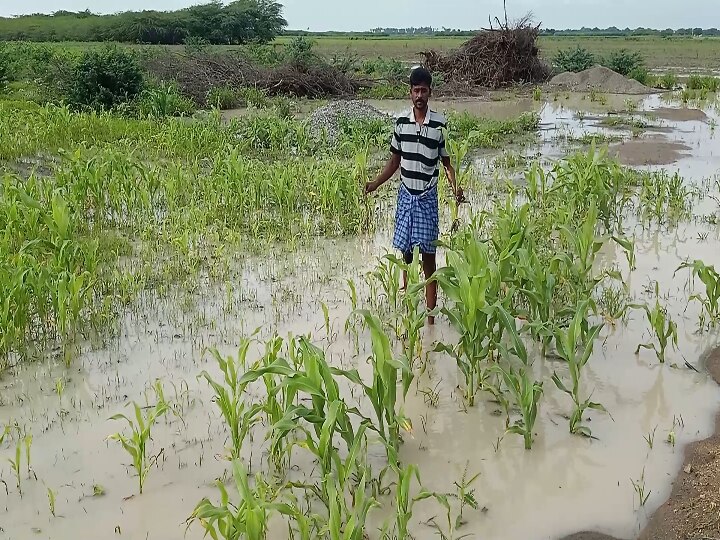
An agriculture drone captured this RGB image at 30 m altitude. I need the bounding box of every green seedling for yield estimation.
[493,363,543,450]
[390,460,433,540]
[644,425,657,450]
[453,463,480,527]
[551,300,607,437]
[47,487,57,517]
[676,260,720,326]
[199,339,265,459]
[190,460,297,540]
[631,469,651,508]
[7,439,22,492]
[108,396,169,495]
[632,286,678,363]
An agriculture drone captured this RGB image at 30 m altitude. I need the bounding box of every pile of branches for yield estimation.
[144,52,363,105]
[422,16,551,88]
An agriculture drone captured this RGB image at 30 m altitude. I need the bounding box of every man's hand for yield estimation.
[454,186,467,203]
[365,180,379,195]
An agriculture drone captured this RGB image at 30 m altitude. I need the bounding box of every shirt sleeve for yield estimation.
[439,126,449,158]
[390,122,401,155]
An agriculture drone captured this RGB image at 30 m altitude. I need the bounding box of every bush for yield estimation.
[688,75,720,92]
[361,57,407,80]
[270,96,294,119]
[137,82,195,117]
[284,36,317,67]
[237,86,268,108]
[67,47,143,111]
[330,49,360,74]
[605,49,644,76]
[207,85,239,109]
[0,48,8,94]
[553,47,595,73]
[184,36,210,54]
[658,73,678,90]
[359,82,407,99]
[629,67,652,86]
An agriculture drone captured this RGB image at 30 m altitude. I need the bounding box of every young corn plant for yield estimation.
[387,250,426,368]
[551,301,607,437]
[676,260,720,327]
[432,233,504,406]
[190,460,298,540]
[631,286,678,363]
[108,394,169,495]
[493,363,543,450]
[339,310,413,457]
[389,461,433,540]
[199,338,268,459]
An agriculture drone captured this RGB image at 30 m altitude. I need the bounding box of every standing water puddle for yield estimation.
[1,95,720,540]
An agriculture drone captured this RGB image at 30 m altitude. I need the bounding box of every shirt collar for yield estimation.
[409,108,432,125]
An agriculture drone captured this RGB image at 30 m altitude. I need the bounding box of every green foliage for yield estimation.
[0,1,286,45]
[184,36,210,54]
[138,82,196,117]
[207,85,241,110]
[676,260,720,327]
[605,49,644,76]
[284,36,318,67]
[632,286,678,363]
[67,46,143,111]
[629,66,652,86]
[360,57,407,80]
[108,384,169,494]
[658,73,678,90]
[553,46,595,73]
[359,83,407,99]
[237,86,269,108]
[688,75,720,92]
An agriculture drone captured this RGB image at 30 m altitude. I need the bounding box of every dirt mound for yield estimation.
[549,66,653,94]
[308,100,389,141]
[648,107,708,122]
[422,17,551,88]
[611,137,690,166]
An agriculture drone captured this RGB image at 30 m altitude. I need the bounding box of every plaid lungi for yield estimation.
[392,184,439,255]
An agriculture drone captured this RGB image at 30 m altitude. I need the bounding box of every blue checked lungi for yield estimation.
[392,184,439,255]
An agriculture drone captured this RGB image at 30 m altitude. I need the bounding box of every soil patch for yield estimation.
[610,137,691,166]
[559,349,720,540]
[646,107,709,122]
[549,66,654,95]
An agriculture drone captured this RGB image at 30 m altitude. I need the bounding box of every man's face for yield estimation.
[410,84,431,110]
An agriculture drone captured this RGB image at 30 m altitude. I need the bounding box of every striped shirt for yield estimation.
[390,108,449,194]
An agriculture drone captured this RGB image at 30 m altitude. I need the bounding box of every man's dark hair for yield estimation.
[409,67,433,88]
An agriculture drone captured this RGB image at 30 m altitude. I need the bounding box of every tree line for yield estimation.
[0,1,286,44]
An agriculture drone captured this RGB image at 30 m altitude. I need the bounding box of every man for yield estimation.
[365,66,464,325]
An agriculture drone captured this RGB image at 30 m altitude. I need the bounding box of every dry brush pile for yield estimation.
[145,51,363,105]
[422,18,551,88]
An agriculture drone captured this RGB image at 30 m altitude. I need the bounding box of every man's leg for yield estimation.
[422,253,437,325]
[402,251,413,290]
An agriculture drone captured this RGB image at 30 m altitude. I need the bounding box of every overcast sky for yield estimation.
[0,0,716,31]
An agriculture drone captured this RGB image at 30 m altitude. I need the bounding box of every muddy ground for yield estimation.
[564,350,720,540]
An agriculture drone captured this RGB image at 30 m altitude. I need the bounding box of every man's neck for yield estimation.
[413,105,429,124]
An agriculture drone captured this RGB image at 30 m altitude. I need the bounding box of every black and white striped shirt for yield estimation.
[390,108,449,194]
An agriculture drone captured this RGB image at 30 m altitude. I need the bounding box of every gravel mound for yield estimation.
[549,66,653,94]
[308,100,390,141]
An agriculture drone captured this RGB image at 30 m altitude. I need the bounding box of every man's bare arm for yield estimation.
[365,153,401,194]
[442,156,465,202]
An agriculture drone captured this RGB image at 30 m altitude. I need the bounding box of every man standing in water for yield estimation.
[365,67,463,325]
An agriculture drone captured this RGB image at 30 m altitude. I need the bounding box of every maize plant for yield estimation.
[551,300,607,437]
[631,283,678,363]
[431,233,505,406]
[325,470,379,540]
[337,310,413,457]
[190,460,299,540]
[676,260,720,327]
[199,338,289,460]
[108,394,169,495]
[493,363,543,450]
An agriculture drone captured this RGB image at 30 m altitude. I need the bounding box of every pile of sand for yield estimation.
[549,66,653,95]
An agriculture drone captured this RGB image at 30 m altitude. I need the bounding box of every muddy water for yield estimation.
[2,96,720,540]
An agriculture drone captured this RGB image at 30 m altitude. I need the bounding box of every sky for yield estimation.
[0,0,717,31]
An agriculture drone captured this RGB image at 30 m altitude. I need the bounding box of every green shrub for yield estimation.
[629,67,652,86]
[658,73,678,90]
[359,83,407,99]
[688,75,720,92]
[269,96,294,119]
[137,82,195,117]
[330,49,360,74]
[184,36,209,54]
[605,49,644,76]
[67,46,143,111]
[553,47,595,73]
[237,86,269,108]
[207,85,239,109]
[284,36,318,67]
[360,57,407,80]
[0,48,8,94]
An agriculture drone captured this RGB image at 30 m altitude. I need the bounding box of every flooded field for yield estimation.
[1,91,720,540]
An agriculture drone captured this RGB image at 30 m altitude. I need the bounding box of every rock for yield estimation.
[308,100,390,142]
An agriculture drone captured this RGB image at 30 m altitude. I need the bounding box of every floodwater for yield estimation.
[2,94,720,540]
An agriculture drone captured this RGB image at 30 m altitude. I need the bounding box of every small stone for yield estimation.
[683,464,692,474]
